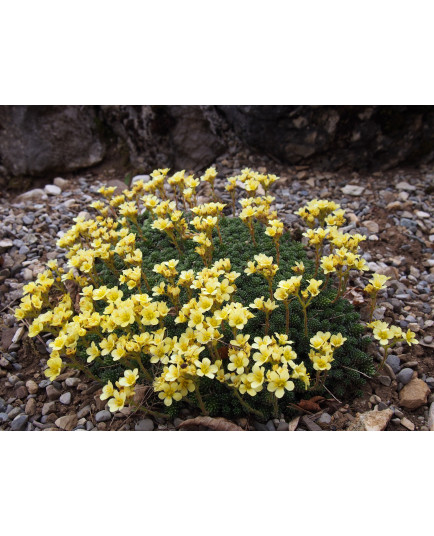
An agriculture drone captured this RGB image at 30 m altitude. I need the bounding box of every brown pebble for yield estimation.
[25,398,36,416]
[26,380,39,394]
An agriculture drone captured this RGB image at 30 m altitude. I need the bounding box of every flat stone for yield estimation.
[302,416,322,431]
[400,417,415,431]
[396,368,414,385]
[95,410,111,423]
[134,418,154,431]
[26,380,38,394]
[42,401,56,415]
[378,375,391,387]
[396,181,416,191]
[53,177,69,190]
[363,220,380,234]
[46,384,61,401]
[318,412,332,425]
[44,184,62,196]
[399,378,431,410]
[55,414,78,431]
[347,409,393,431]
[59,392,72,405]
[277,422,289,431]
[341,184,365,196]
[10,414,28,431]
[0,239,13,248]
[8,407,22,420]
[77,405,91,419]
[15,188,47,203]
[11,326,25,344]
[65,377,81,387]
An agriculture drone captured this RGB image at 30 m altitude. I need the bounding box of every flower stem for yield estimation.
[232,388,265,420]
[135,356,153,382]
[194,381,208,415]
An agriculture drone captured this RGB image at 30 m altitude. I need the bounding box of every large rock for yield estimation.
[0,105,105,177]
[164,106,225,170]
[399,378,431,410]
[100,105,225,171]
[347,409,393,431]
[216,105,434,170]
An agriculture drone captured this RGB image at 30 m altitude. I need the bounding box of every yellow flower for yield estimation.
[404,329,418,346]
[371,273,390,291]
[228,351,249,374]
[373,327,393,346]
[119,368,139,387]
[312,356,332,371]
[239,375,260,396]
[44,357,63,381]
[247,363,265,389]
[107,390,126,413]
[330,333,347,348]
[195,358,218,379]
[267,367,294,398]
[158,382,182,406]
[100,380,114,400]
[112,306,135,327]
[86,341,101,363]
[306,279,322,297]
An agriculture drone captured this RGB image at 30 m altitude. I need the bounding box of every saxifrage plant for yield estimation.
[15,168,418,422]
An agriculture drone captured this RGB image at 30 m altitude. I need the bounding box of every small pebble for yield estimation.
[134,418,154,431]
[59,392,72,405]
[95,410,111,423]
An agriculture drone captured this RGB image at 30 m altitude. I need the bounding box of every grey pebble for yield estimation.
[39,380,51,389]
[8,407,22,420]
[396,368,414,385]
[10,414,28,431]
[59,392,72,405]
[425,377,434,389]
[95,410,112,423]
[77,405,91,419]
[65,377,81,387]
[378,375,391,387]
[0,412,9,423]
[266,420,276,431]
[252,420,269,431]
[386,355,401,374]
[135,418,155,431]
[318,412,332,425]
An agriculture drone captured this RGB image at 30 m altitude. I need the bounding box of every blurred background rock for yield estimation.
[1,105,434,188]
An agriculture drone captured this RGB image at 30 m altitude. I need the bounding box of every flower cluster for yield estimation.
[15,167,402,422]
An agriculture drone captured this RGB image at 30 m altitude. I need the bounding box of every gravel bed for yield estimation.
[1,156,433,431]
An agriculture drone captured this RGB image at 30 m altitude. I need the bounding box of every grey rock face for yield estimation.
[216,105,434,170]
[0,105,105,177]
